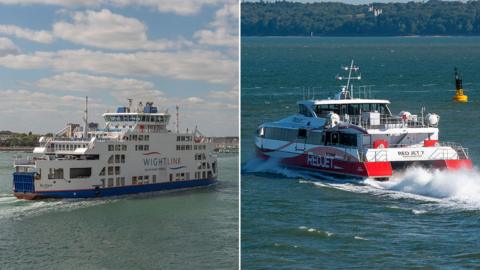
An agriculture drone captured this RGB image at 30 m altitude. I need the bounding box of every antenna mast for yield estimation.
[83,96,88,138]
[176,105,179,133]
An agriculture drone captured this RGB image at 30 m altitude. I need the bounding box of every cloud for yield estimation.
[0,89,108,133]
[0,48,237,84]
[0,0,221,15]
[194,0,238,48]
[0,37,19,56]
[36,72,164,103]
[53,9,185,50]
[208,88,238,100]
[0,24,53,43]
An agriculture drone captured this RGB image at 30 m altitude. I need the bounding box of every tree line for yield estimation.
[241,0,480,36]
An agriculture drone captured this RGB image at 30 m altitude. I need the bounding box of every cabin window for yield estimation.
[132,176,137,185]
[108,178,114,187]
[339,133,358,147]
[121,154,125,163]
[70,168,91,179]
[116,177,121,186]
[145,145,150,151]
[138,135,144,141]
[298,129,307,139]
[108,155,114,164]
[145,135,149,141]
[115,155,120,163]
[306,131,323,145]
[115,166,120,175]
[48,168,64,179]
[298,104,313,117]
[108,167,114,176]
[144,175,149,184]
[138,176,143,184]
[99,167,106,176]
[122,145,127,151]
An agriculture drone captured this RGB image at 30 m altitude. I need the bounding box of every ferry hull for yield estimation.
[13,175,217,200]
[256,147,472,180]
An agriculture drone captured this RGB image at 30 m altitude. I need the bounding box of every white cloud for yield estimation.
[53,9,184,50]
[208,87,238,100]
[0,37,19,56]
[0,89,108,133]
[194,0,238,48]
[0,0,221,15]
[0,24,53,43]
[35,72,164,104]
[0,48,237,84]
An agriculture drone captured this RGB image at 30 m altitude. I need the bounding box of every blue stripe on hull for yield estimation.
[33,179,217,199]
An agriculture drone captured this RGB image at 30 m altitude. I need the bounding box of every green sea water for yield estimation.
[241,37,480,269]
[0,152,238,270]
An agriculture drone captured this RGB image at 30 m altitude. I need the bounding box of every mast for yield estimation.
[83,96,88,138]
[336,60,361,99]
[176,105,179,133]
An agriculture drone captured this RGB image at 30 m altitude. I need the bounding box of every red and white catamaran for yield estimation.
[254,61,472,180]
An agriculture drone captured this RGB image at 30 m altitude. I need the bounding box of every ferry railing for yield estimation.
[341,114,428,129]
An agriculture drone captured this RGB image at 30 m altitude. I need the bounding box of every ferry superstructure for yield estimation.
[13,99,218,199]
[254,61,472,180]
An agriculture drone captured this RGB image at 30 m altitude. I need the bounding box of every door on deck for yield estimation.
[296,128,307,152]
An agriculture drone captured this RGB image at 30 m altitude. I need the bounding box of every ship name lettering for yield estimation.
[307,152,334,169]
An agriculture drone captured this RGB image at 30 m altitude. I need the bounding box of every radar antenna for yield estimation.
[335,60,361,99]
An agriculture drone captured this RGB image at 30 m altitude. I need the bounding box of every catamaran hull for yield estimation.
[256,147,472,180]
[13,174,217,200]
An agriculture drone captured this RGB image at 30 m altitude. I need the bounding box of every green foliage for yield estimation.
[241,1,480,36]
[0,132,40,147]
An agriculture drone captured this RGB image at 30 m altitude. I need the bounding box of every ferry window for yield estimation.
[181,136,185,141]
[121,177,125,186]
[138,135,144,141]
[99,167,106,176]
[298,104,312,117]
[128,115,133,122]
[177,136,180,141]
[379,104,391,115]
[298,129,307,139]
[108,167,114,175]
[340,104,347,115]
[132,176,137,185]
[141,115,146,122]
[115,145,121,151]
[120,115,125,122]
[144,145,149,151]
[169,174,173,182]
[347,104,360,115]
[339,133,358,147]
[307,132,323,145]
[138,176,143,184]
[122,145,127,151]
[108,155,114,164]
[108,178,114,187]
[145,135,149,141]
[176,145,180,150]
[121,155,125,163]
[181,145,185,151]
[194,145,198,150]
[115,155,120,163]
[144,175,149,184]
[116,177,120,186]
[48,168,64,179]
[114,166,120,175]
[149,116,154,122]
[132,135,137,141]
[202,171,206,179]
[70,168,91,179]
[140,145,145,151]
[331,132,339,145]
[152,175,156,183]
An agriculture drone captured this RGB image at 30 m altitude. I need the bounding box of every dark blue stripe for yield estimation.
[34,178,217,199]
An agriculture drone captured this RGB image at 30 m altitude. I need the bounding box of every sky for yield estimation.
[0,0,239,136]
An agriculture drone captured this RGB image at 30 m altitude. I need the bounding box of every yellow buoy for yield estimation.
[453,67,468,103]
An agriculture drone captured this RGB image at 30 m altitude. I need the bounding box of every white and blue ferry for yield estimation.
[13,99,218,199]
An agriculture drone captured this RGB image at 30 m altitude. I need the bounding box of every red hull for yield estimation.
[256,148,473,179]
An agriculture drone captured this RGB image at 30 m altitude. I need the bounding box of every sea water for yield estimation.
[0,152,238,269]
[241,36,480,269]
